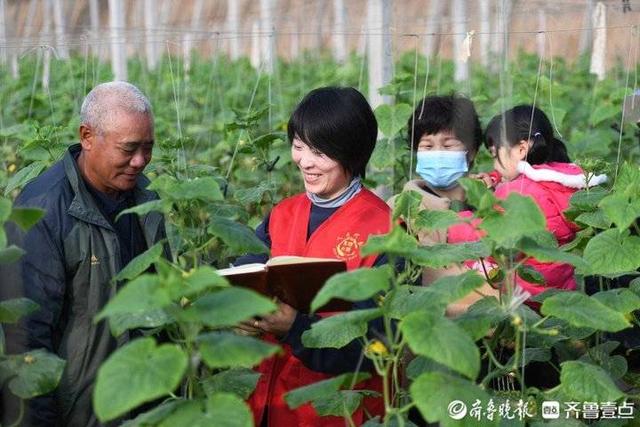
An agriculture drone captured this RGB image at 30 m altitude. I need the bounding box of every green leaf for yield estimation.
[480,194,547,248]
[301,309,382,349]
[252,132,286,149]
[385,271,485,319]
[582,228,640,275]
[391,190,422,221]
[599,193,640,231]
[574,210,612,229]
[402,311,480,379]
[114,242,165,282]
[234,181,277,205]
[149,175,223,202]
[0,349,65,399]
[560,361,624,402]
[459,177,498,214]
[284,372,369,409]
[411,241,491,268]
[93,338,188,422]
[204,393,253,427]
[541,292,631,332]
[96,275,173,321]
[454,297,506,341]
[613,162,640,192]
[517,237,589,270]
[0,298,39,323]
[414,209,460,232]
[630,277,640,296]
[117,200,169,219]
[369,138,396,169]
[311,390,365,417]
[181,266,230,296]
[589,103,619,126]
[375,103,412,137]
[569,187,609,211]
[4,161,47,196]
[506,348,551,367]
[151,401,203,427]
[592,289,640,314]
[311,266,391,313]
[181,287,276,328]
[538,317,595,341]
[0,198,12,222]
[517,265,545,284]
[411,372,497,427]
[8,207,45,231]
[208,216,269,255]
[0,245,25,264]
[120,400,184,427]
[197,331,279,369]
[383,286,441,319]
[108,309,173,337]
[406,356,456,381]
[361,226,418,258]
[579,341,628,380]
[201,368,261,400]
[124,394,254,427]
[426,271,486,305]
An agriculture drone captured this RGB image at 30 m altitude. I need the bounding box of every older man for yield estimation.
[2,82,167,426]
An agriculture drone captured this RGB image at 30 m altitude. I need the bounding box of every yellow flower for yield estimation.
[24,354,36,364]
[366,340,389,356]
[8,164,16,173]
[511,314,523,327]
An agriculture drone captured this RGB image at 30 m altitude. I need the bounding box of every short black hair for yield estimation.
[407,95,482,156]
[485,105,570,166]
[287,87,378,178]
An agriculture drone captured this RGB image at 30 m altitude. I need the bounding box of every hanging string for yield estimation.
[165,40,182,139]
[408,35,420,185]
[225,60,265,182]
[27,49,42,119]
[546,31,563,140]
[613,25,636,184]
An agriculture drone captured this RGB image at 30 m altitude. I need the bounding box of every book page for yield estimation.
[216,263,266,276]
[267,255,344,266]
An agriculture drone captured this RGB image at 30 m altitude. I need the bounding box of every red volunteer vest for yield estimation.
[248,189,391,427]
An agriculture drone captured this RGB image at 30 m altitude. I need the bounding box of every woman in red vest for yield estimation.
[235,87,391,426]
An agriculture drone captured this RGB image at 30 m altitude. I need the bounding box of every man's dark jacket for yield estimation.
[1,144,168,426]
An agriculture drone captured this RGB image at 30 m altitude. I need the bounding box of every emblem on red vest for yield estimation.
[333,232,365,260]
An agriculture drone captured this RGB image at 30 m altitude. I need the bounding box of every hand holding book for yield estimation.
[217,256,350,313]
[236,300,297,338]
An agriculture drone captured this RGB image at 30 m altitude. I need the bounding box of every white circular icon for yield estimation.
[448,400,468,420]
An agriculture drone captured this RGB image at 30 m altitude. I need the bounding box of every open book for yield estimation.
[217,256,350,312]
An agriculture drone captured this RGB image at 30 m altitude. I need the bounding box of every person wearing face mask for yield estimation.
[389,95,497,299]
[448,105,607,300]
[408,95,482,211]
[233,87,391,426]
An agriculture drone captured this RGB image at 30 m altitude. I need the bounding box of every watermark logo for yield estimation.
[447,400,467,420]
[445,399,634,421]
[542,401,560,419]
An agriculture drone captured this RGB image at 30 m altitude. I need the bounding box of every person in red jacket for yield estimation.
[235,87,391,426]
[448,105,607,298]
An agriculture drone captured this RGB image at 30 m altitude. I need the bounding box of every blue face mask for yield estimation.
[415,151,469,189]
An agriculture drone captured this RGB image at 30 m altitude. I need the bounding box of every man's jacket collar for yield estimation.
[63,144,157,230]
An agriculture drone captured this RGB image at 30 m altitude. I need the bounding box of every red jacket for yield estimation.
[248,188,391,426]
[448,162,591,297]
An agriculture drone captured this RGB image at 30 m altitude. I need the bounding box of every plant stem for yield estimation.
[8,399,24,427]
[483,339,506,370]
